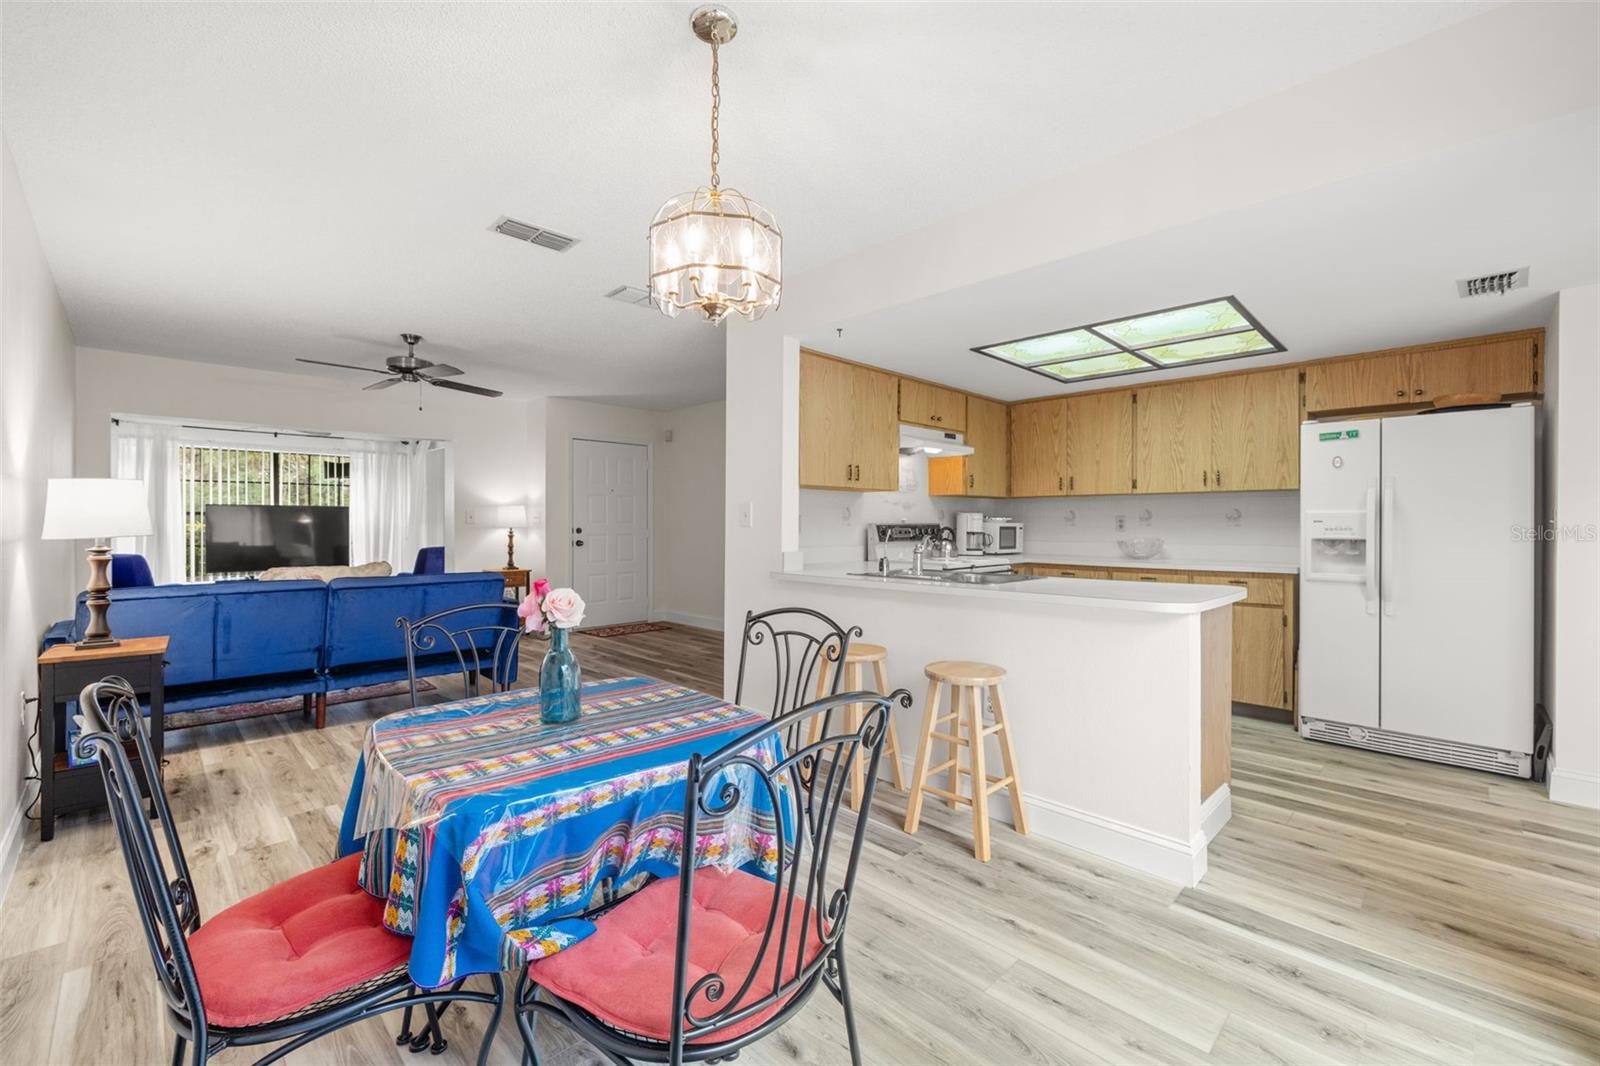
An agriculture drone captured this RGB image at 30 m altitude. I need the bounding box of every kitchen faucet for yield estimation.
[912,535,932,576]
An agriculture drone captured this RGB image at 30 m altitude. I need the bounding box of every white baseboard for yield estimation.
[1548,761,1600,809]
[651,609,724,632]
[1020,790,1212,887]
[889,753,1223,887]
[0,796,29,911]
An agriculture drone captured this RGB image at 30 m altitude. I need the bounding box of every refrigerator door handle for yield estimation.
[1364,483,1379,615]
[1381,477,1396,616]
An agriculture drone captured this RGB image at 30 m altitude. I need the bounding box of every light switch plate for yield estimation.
[739,502,754,528]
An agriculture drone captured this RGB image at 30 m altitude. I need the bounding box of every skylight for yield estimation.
[973,297,1284,384]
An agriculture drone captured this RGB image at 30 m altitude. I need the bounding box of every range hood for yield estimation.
[899,424,974,457]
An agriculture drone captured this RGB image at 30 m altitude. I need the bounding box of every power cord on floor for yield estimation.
[21,695,41,821]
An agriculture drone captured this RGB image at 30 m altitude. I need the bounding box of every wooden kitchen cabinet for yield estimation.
[1064,391,1134,495]
[899,378,967,432]
[1303,351,1415,413]
[1013,564,1111,579]
[1210,368,1299,491]
[1009,398,1069,496]
[1110,568,1191,583]
[1230,604,1288,708]
[1411,335,1539,402]
[930,395,1008,496]
[1133,378,1214,494]
[799,351,899,491]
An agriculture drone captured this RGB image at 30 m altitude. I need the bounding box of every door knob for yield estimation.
[575,539,585,547]
[575,527,583,534]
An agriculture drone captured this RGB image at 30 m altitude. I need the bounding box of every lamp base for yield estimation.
[75,636,122,650]
[81,542,118,646]
[506,527,517,570]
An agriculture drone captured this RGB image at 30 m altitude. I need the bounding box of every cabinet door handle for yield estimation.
[1396,389,1406,397]
[1203,470,1208,487]
[1069,475,1074,492]
[1216,468,1223,488]
[1414,388,1425,396]
[1057,475,1063,491]
[968,473,974,489]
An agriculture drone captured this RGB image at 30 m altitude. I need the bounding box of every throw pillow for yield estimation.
[258,561,394,582]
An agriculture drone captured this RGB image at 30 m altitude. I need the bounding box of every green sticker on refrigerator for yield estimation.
[1318,429,1360,441]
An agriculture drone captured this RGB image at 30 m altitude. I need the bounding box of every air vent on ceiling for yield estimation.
[492,216,578,252]
[603,284,654,308]
[1457,267,1529,298]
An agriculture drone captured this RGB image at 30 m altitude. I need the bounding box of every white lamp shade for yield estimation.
[41,478,153,540]
[484,505,528,528]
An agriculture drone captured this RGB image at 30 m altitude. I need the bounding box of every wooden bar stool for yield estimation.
[811,642,906,809]
[903,660,1028,862]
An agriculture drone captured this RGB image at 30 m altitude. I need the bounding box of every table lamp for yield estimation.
[484,504,529,568]
[42,478,154,647]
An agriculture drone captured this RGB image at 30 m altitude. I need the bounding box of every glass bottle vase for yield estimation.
[539,625,583,724]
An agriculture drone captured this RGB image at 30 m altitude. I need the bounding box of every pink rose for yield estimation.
[517,587,547,634]
[533,577,550,601]
[542,587,586,629]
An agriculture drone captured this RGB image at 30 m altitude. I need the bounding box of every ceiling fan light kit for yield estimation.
[648,4,782,324]
[296,334,503,401]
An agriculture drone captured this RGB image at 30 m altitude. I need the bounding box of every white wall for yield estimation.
[654,401,726,628]
[0,140,78,892]
[1545,285,1600,808]
[75,347,536,574]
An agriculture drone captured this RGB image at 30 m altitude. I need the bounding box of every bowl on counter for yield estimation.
[1117,537,1165,559]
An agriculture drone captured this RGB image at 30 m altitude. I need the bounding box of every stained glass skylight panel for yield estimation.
[972,296,1283,384]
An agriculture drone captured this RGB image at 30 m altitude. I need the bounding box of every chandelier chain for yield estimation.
[709,40,721,189]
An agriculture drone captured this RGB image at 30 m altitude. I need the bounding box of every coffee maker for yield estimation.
[954,512,989,555]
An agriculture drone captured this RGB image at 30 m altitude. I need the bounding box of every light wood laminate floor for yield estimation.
[2,624,1595,1065]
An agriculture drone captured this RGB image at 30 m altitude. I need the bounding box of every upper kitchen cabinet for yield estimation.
[1303,350,1415,413]
[1063,391,1134,495]
[799,351,899,491]
[899,378,967,432]
[1009,398,1069,496]
[1410,334,1539,402]
[1210,368,1299,491]
[1304,330,1542,415]
[930,395,1008,497]
[1134,378,1215,493]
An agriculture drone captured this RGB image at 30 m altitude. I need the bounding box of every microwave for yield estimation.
[982,517,1023,555]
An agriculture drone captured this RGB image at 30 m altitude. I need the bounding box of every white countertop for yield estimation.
[1009,552,1299,575]
[773,564,1246,615]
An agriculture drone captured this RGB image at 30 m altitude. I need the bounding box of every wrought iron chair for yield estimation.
[734,607,859,752]
[397,601,525,707]
[74,677,506,1066]
[512,686,911,1066]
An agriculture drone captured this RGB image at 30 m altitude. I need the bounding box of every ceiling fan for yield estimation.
[296,334,503,397]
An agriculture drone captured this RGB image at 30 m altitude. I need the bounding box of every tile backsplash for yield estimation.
[800,452,1298,566]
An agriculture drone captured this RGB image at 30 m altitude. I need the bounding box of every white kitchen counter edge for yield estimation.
[772,567,1246,615]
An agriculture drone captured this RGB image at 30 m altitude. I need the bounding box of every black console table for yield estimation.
[36,636,167,841]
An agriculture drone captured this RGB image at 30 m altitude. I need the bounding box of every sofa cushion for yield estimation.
[260,562,393,582]
[213,582,327,679]
[75,585,219,685]
[528,869,825,1044]
[324,573,507,669]
[187,854,411,1029]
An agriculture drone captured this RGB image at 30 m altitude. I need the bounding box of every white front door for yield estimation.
[570,439,650,628]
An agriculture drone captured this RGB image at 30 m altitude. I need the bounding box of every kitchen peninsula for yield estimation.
[773,563,1244,885]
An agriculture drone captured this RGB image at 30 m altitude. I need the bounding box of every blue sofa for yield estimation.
[42,572,514,728]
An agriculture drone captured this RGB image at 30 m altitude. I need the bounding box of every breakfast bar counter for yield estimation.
[769,564,1243,886]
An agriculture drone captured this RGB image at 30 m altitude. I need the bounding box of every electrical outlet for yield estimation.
[1226,508,1243,526]
[841,506,852,524]
[19,691,32,727]
[1115,515,1126,532]
[1063,510,1076,526]
[464,509,477,525]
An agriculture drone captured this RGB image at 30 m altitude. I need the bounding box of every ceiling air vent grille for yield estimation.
[1457,267,1528,298]
[492,217,578,252]
[603,284,654,308]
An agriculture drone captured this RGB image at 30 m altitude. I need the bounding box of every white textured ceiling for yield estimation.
[1,1,1495,408]
[806,109,1600,400]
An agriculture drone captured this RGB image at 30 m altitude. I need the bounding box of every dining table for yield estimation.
[336,675,789,989]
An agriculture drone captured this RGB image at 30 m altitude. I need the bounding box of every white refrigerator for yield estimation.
[1298,404,1535,777]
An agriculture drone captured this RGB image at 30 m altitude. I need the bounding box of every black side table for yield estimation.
[37,635,168,841]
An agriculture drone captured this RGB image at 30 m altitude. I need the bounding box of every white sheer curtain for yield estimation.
[348,439,429,570]
[109,418,185,583]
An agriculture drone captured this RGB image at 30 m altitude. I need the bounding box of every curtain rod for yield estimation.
[109,416,427,446]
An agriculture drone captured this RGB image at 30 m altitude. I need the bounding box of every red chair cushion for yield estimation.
[528,868,828,1044]
[187,853,412,1028]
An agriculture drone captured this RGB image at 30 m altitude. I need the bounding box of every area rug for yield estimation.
[580,622,674,638]
[166,679,435,731]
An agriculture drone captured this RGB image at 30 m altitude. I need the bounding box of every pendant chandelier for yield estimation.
[648,5,782,324]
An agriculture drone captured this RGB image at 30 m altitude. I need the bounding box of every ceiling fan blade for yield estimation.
[426,378,503,398]
[296,357,391,375]
[424,363,463,378]
[363,377,403,391]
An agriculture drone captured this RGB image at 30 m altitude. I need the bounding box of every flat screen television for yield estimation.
[203,504,350,574]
